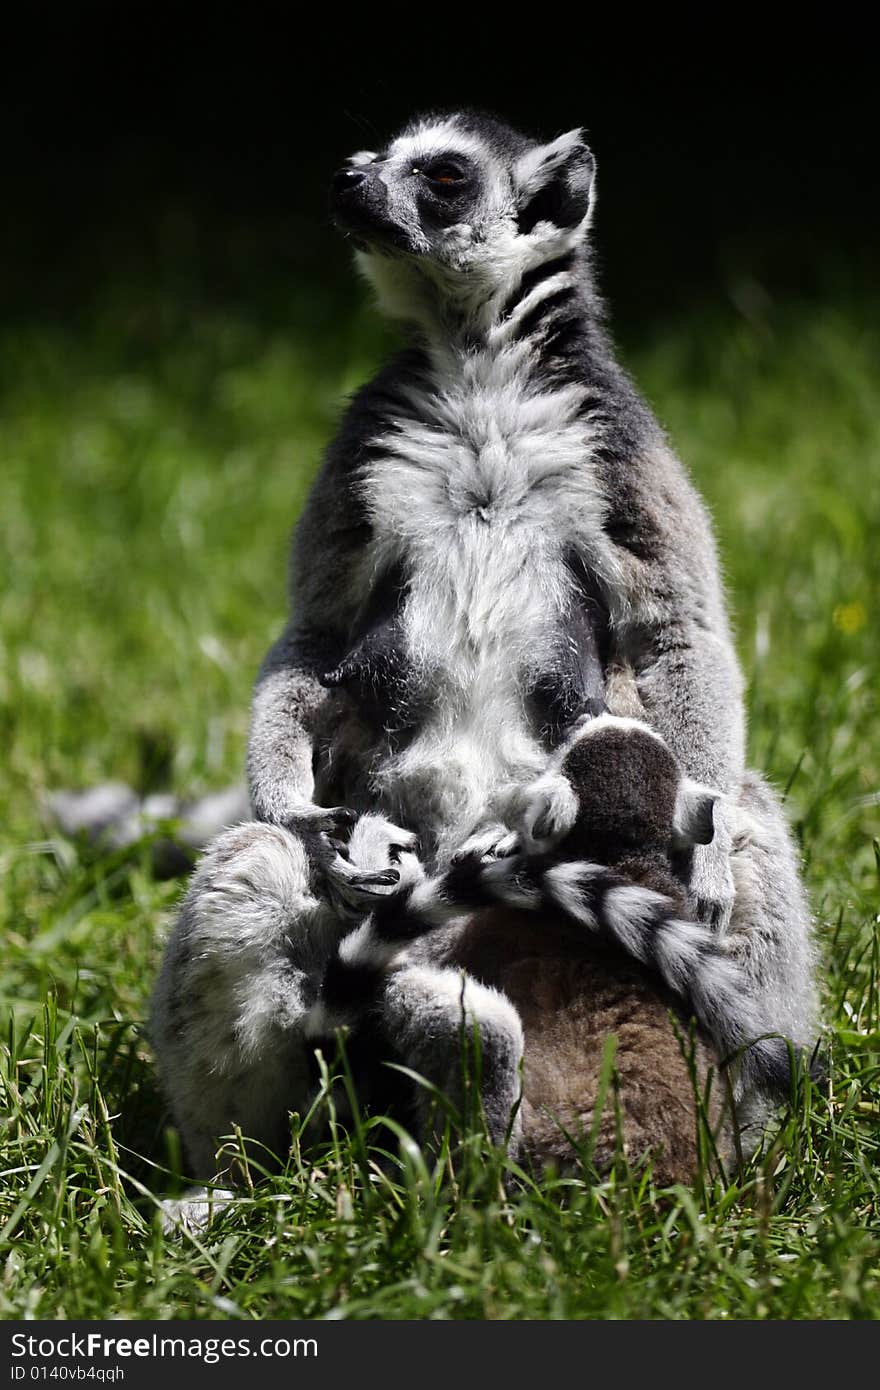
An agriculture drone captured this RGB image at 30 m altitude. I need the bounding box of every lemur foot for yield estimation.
[327,852,426,919]
[324,814,419,919]
[284,802,358,841]
[284,802,358,868]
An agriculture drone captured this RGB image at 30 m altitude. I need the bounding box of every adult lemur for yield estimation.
[151,111,817,1178]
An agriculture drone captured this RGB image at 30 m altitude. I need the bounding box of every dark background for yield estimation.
[2,13,876,332]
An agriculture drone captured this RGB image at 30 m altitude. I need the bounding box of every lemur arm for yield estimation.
[247,625,343,825]
[631,629,743,928]
[250,343,451,833]
[247,354,422,827]
[247,427,370,826]
[627,620,745,795]
[249,594,413,824]
[599,445,746,925]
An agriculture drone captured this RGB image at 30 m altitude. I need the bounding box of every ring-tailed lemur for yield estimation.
[151,110,817,1181]
[306,715,802,1163]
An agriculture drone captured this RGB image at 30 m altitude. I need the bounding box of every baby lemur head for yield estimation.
[556,715,718,871]
[330,110,595,321]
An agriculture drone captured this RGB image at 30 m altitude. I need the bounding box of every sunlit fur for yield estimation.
[308,716,801,1104]
[152,110,818,1182]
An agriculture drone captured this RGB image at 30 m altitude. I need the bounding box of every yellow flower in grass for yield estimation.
[833,601,867,635]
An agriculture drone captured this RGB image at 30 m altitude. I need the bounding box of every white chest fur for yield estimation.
[358,341,616,863]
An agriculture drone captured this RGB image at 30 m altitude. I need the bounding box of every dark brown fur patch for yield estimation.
[445,907,731,1185]
[559,728,680,866]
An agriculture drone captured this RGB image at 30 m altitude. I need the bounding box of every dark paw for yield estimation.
[692,894,733,932]
[346,869,401,889]
[324,858,402,919]
[286,805,357,837]
[694,896,720,930]
[283,805,361,889]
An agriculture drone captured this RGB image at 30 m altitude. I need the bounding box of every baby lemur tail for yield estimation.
[306,851,806,1097]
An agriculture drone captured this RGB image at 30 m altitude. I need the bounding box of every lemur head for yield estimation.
[557,715,718,868]
[331,110,595,322]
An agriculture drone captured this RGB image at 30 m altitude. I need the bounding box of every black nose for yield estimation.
[330,163,396,244]
[332,167,368,197]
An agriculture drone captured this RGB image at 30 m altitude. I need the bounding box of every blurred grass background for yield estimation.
[0,19,878,1319]
[1,281,877,1319]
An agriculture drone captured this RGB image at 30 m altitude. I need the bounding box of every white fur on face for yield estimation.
[354,118,594,331]
[350,118,512,277]
[389,122,491,166]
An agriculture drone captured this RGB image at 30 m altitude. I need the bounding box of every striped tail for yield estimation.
[306,851,806,1094]
[535,860,804,1092]
[303,860,452,1037]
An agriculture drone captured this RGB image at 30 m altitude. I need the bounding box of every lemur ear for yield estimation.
[515,130,595,234]
[672,780,718,848]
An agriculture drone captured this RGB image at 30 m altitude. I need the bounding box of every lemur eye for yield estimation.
[414,160,468,189]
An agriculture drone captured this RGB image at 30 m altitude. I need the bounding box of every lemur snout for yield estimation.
[330,164,396,242]
[331,164,382,209]
[332,167,368,194]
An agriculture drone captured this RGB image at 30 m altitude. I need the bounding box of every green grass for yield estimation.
[1,284,878,1320]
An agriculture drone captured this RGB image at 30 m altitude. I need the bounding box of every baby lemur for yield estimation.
[306,714,796,1181]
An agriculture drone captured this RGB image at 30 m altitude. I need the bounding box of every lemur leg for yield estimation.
[628,630,745,930]
[150,812,408,1178]
[150,822,337,1178]
[377,964,524,1153]
[604,664,818,1064]
[308,823,524,1154]
[726,772,819,1112]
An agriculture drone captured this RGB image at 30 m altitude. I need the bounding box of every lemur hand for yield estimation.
[505,771,579,855]
[284,802,359,876]
[285,801,358,839]
[451,822,521,866]
[283,802,394,917]
[688,832,735,932]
